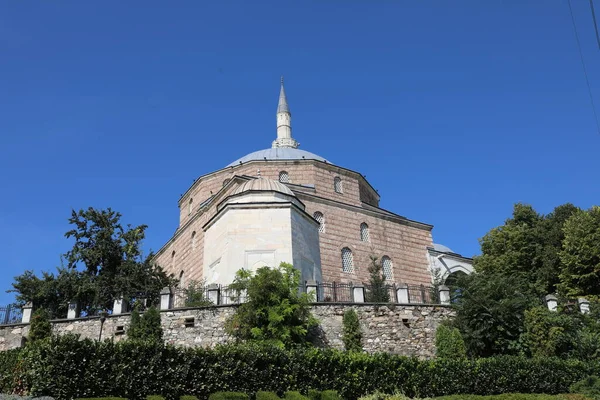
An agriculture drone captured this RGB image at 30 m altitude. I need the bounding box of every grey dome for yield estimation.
[433,243,454,253]
[233,177,294,197]
[227,148,329,167]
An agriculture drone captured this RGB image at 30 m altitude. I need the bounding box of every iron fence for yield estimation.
[171,284,247,308]
[317,282,354,302]
[406,284,439,304]
[0,305,22,325]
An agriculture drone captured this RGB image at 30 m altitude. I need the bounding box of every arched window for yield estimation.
[191,231,197,249]
[334,177,343,193]
[279,171,290,183]
[188,198,193,215]
[360,223,370,242]
[179,270,185,288]
[313,212,325,233]
[223,178,230,187]
[381,256,393,280]
[171,250,176,269]
[341,247,354,273]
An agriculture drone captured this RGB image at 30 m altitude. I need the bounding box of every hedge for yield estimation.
[3,335,600,400]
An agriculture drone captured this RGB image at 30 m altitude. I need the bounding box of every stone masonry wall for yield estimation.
[0,304,452,358]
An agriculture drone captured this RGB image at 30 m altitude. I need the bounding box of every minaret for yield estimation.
[272,76,299,149]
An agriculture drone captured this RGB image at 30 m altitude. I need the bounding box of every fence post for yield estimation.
[207,284,220,305]
[333,282,338,302]
[160,287,172,310]
[545,294,558,311]
[67,300,80,319]
[22,302,33,324]
[306,280,318,301]
[578,297,590,314]
[113,298,127,315]
[438,285,451,305]
[397,284,409,304]
[352,284,365,303]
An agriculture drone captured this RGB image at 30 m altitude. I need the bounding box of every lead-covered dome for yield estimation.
[227,148,329,167]
[233,177,295,197]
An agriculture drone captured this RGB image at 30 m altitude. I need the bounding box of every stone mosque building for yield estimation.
[153,79,473,289]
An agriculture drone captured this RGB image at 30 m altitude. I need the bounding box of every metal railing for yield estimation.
[0,305,22,325]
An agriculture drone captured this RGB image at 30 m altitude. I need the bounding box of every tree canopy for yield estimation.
[10,207,176,318]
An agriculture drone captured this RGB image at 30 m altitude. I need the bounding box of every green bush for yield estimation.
[571,376,600,399]
[255,392,281,400]
[307,390,321,400]
[342,309,362,352]
[208,393,248,400]
[0,348,22,394]
[435,324,467,359]
[11,335,600,400]
[28,309,52,344]
[75,398,128,400]
[284,392,308,400]
[128,306,163,342]
[180,396,199,400]
[320,391,341,400]
[146,396,165,400]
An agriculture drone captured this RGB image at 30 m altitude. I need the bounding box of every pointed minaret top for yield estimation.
[277,76,290,114]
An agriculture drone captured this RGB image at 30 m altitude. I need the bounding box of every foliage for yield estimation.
[319,392,341,400]
[147,396,165,400]
[180,396,199,400]
[255,392,281,400]
[433,396,592,400]
[75,398,127,400]
[342,309,362,352]
[570,376,600,400]
[307,390,321,400]
[10,208,176,318]
[284,392,308,400]
[183,281,212,307]
[435,324,466,359]
[366,256,390,303]
[474,203,580,296]
[28,309,52,344]
[225,263,318,348]
[208,393,248,400]
[10,335,600,400]
[357,394,408,400]
[523,306,578,358]
[0,348,22,394]
[450,272,536,357]
[128,306,163,342]
[559,206,600,298]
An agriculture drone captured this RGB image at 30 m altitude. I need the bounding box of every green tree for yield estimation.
[342,309,362,352]
[28,308,52,343]
[435,324,466,359]
[226,263,318,348]
[366,256,390,303]
[128,306,163,342]
[10,208,176,318]
[184,280,213,307]
[559,206,600,297]
[450,272,536,357]
[522,306,578,358]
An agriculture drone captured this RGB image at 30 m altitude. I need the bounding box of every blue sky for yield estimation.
[1,1,599,305]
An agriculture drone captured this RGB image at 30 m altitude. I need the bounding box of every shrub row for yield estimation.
[4,335,600,400]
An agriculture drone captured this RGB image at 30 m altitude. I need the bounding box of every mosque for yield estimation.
[153,79,473,290]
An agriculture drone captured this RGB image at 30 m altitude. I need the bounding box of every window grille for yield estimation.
[360,223,370,242]
[334,177,343,193]
[382,256,393,280]
[313,212,325,233]
[341,247,354,273]
[279,171,290,183]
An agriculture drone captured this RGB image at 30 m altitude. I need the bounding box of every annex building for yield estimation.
[153,79,473,289]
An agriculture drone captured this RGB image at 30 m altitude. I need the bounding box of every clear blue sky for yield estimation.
[1,1,599,305]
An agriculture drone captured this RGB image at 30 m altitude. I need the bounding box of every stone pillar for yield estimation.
[67,300,80,319]
[21,302,33,324]
[160,287,172,310]
[306,280,318,301]
[352,284,365,303]
[579,297,590,314]
[207,284,220,305]
[397,284,409,304]
[438,285,451,305]
[113,298,127,315]
[545,294,558,312]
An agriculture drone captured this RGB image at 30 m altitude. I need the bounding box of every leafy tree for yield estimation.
[474,203,579,296]
[10,208,176,318]
[184,280,213,307]
[128,306,163,342]
[366,256,390,303]
[435,324,466,359]
[226,263,318,348]
[559,206,600,297]
[522,306,578,358]
[450,272,536,357]
[28,308,52,343]
[342,309,362,352]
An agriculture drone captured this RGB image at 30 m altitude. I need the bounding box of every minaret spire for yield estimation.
[273,76,299,149]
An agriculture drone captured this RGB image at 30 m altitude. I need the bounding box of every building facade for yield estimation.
[153,79,470,288]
